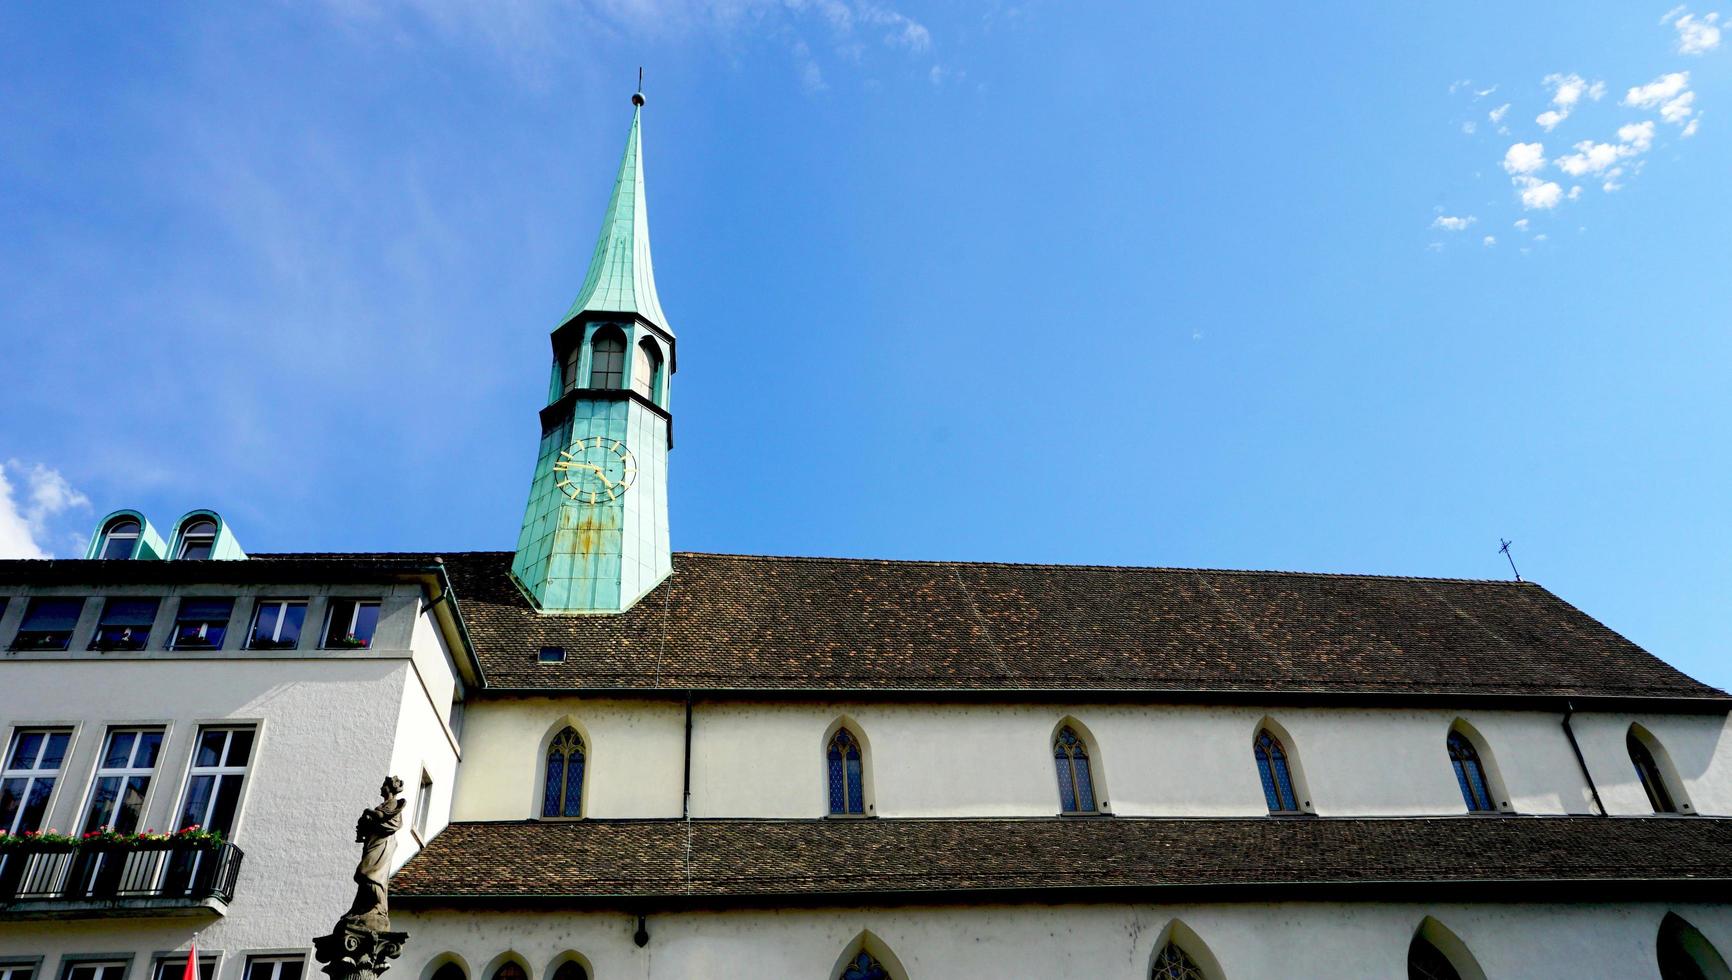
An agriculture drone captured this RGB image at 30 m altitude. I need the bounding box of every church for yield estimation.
[1,92,1730,980]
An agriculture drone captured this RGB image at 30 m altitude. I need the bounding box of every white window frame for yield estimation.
[99,521,141,560]
[79,728,164,833]
[241,958,305,980]
[174,726,256,837]
[176,521,217,560]
[322,599,381,649]
[61,962,129,980]
[2,728,72,834]
[248,599,307,649]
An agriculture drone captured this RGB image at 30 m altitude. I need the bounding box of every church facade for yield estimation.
[2,95,1731,980]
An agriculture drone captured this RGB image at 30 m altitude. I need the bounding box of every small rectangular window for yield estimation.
[414,770,433,839]
[12,597,85,650]
[172,597,234,650]
[1,727,72,834]
[177,726,256,837]
[323,599,381,649]
[243,959,304,980]
[63,964,127,980]
[91,597,160,651]
[151,959,215,980]
[1,964,37,980]
[249,599,308,650]
[80,727,164,833]
[538,646,566,663]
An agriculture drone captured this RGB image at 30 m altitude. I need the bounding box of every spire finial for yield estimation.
[633,67,645,107]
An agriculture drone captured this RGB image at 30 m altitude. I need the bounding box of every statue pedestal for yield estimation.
[313,923,408,980]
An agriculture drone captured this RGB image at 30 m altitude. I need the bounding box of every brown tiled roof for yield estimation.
[425,551,1721,700]
[392,816,1732,905]
[9,551,1720,701]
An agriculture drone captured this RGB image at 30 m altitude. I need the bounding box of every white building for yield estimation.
[3,95,1731,980]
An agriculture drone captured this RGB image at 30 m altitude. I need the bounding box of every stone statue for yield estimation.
[314,777,409,980]
[345,775,406,931]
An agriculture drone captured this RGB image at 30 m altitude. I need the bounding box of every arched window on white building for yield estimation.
[177,519,217,560]
[826,725,867,816]
[1150,943,1206,979]
[1446,724,1508,814]
[542,727,586,819]
[1658,912,1732,979]
[1629,725,1692,815]
[1408,918,1487,980]
[1254,727,1303,813]
[1053,724,1099,814]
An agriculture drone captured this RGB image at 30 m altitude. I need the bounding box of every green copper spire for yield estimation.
[560,93,671,334]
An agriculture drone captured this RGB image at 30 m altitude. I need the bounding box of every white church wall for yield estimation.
[449,698,685,821]
[398,899,1732,980]
[1572,711,1732,816]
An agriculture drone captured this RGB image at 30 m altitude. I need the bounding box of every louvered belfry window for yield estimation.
[542,727,585,818]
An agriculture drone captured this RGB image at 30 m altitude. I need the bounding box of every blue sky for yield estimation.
[2,2,1728,689]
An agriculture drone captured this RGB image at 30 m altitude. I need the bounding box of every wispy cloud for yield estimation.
[1431,214,1476,231]
[0,460,90,559]
[1535,73,1605,131]
[1664,7,1723,53]
[1624,71,1697,125]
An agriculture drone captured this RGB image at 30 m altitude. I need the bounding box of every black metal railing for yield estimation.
[0,839,243,908]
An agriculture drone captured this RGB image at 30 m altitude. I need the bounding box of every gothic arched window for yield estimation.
[98,518,141,560]
[632,339,663,404]
[827,727,865,815]
[1254,728,1300,813]
[1658,912,1732,980]
[1447,730,1495,813]
[1151,942,1205,980]
[490,965,525,980]
[542,727,586,818]
[838,952,889,980]
[1408,935,1463,980]
[429,964,466,980]
[1053,725,1097,813]
[550,963,587,980]
[1629,727,1684,814]
[588,327,627,389]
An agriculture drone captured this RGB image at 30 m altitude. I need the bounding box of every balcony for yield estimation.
[0,838,243,918]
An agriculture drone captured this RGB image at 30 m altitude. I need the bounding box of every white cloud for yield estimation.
[1503,142,1547,174]
[1483,235,1497,246]
[0,460,90,560]
[1431,214,1476,231]
[1624,71,1696,127]
[1673,11,1722,54]
[1536,73,1606,130]
[1514,176,1564,209]
[1461,120,1477,135]
[1683,117,1701,137]
[1619,120,1657,151]
[1489,103,1510,125]
[856,1,931,51]
[1514,218,1530,231]
[791,40,826,92]
[1662,90,1695,124]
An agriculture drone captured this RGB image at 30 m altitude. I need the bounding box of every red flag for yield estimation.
[181,947,198,980]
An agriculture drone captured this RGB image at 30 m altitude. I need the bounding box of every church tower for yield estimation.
[512,90,675,613]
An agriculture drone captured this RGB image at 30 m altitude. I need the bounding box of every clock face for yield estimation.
[553,437,638,504]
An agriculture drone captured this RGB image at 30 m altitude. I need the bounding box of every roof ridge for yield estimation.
[246,549,1535,586]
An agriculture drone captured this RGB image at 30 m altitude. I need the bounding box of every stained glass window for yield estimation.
[543,727,586,818]
[1255,728,1300,812]
[1407,935,1463,980]
[827,727,865,815]
[1150,942,1205,980]
[1447,731,1495,812]
[839,952,889,980]
[1054,726,1097,813]
[1629,729,1680,814]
